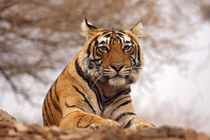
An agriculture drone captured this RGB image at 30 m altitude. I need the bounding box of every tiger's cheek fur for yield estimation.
[77,51,99,81]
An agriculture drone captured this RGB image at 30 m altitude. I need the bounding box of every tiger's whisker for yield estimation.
[91,74,102,87]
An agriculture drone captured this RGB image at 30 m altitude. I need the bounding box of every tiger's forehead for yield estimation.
[96,30,133,45]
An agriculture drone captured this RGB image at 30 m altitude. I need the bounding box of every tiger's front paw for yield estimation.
[90,119,120,130]
[129,118,155,130]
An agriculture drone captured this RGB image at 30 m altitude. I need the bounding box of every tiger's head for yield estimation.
[78,19,144,87]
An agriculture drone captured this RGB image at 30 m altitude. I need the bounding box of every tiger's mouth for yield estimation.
[113,74,123,78]
[103,73,126,80]
[96,66,135,86]
[98,68,138,86]
[100,73,128,86]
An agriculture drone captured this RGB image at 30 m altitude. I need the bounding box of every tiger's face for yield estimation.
[79,19,144,86]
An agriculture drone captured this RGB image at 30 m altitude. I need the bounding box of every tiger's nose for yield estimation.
[110,63,124,72]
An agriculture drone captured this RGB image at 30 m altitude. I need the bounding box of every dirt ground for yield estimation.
[0,109,209,140]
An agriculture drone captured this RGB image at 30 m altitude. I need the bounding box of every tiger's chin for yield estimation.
[101,74,138,86]
[108,77,127,86]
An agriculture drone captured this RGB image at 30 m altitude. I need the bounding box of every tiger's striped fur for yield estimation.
[42,19,154,129]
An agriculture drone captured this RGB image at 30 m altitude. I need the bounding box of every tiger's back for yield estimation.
[42,19,154,129]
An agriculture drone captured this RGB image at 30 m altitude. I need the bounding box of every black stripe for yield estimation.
[135,44,142,70]
[62,111,77,120]
[104,88,131,101]
[137,45,141,63]
[125,118,135,128]
[73,85,96,114]
[77,114,87,128]
[89,58,101,65]
[110,100,132,116]
[104,33,111,38]
[88,24,97,29]
[95,49,102,57]
[130,39,134,44]
[43,97,53,125]
[83,119,93,128]
[103,94,111,100]
[119,30,125,34]
[119,37,123,44]
[75,59,103,111]
[99,41,105,44]
[130,45,136,55]
[92,37,100,59]
[90,58,101,62]
[109,36,113,45]
[50,87,61,113]
[103,98,116,109]
[95,39,98,46]
[85,18,97,29]
[87,43,92,57]
[130,56,136,66]
[93,86,103,111]
[102,31,110,35]
[115,112,136,122]
[42,106,48,126]
[43,114,48,126]
[103,88,131,108]
[61,66,67,75]
[92,42,96,58]
[75,58,87,81]
[42,99,49,126]
[87,38,97,57]
[46,90,55,122]
[117,33,124,38]
[65,102,84,111]
[54,79,60,102]
[115,36,122,43]
[115,88,131,97]
[112,95,130,105]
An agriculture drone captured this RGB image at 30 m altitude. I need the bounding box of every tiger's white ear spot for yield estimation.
[81,18,97,39]
[81,20,87,37]
[130,22,144,38]
[81,19,90,38]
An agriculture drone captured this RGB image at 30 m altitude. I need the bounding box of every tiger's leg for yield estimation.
[59,110,120,130]
[112,111,154,129]
[125,117,155,129]
[114,112,155,129]
[108,94,154,129]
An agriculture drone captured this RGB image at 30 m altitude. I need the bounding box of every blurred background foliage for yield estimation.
[0,0,210,133]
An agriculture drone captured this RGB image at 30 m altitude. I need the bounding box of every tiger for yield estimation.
[42,18,154,130]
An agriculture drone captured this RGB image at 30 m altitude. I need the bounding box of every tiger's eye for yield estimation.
[123,45,132,51]
[99,46,109,52]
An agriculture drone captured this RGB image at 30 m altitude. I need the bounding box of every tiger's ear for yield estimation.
[130,21,144,38]
[81,18,98,39]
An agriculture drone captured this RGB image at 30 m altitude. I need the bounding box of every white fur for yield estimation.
[109,78,126,86]
[81,19,95,39]
[107,67,128,86]
[81,20,90,39]
[78,52,100,82]
[131,22,144,38]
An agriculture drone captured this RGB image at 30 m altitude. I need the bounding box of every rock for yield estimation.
[0,110,209,140]
[0,110,16,125]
